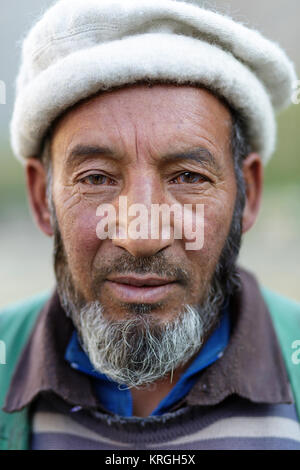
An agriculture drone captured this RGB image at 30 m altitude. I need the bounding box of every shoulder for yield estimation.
[0,292,51,425]
[261,287,300,332]
[239,266,300,328]
[0,292,51,344]
[261,287,300,421]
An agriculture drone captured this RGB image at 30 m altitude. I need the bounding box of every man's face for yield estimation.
[46,84,242,386]
[51,84,236,320]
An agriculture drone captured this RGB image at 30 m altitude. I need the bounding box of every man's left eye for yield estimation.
[170,172,208,184]
[81,174,115,185]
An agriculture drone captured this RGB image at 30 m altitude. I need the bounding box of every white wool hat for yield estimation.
[11,0,297,164]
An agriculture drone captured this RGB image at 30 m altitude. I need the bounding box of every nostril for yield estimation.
[111,232,173,258]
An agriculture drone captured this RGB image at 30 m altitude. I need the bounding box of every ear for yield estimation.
[26,158,54,236]
[242,153,263,234]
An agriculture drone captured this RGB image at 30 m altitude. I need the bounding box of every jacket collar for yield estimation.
[186,268,293,406]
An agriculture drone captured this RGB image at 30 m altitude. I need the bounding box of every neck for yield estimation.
[130,355,197,417]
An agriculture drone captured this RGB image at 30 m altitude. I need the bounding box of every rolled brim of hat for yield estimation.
[10,0,297,164]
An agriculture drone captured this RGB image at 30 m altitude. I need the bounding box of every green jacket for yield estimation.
[0,288,299,450]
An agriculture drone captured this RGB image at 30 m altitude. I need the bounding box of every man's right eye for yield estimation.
[80,174,116,185]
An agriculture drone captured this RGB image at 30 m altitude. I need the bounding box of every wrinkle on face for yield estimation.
[49,83,238,312]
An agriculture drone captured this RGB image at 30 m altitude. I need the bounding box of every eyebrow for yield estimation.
[162,147,221,173]
[66,144,221,173]
[66,144,119,169]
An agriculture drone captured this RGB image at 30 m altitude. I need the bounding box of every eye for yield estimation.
[80,174,116,186]
[170,172,209,184]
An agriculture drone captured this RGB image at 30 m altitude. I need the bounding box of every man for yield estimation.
[1,0,300,450]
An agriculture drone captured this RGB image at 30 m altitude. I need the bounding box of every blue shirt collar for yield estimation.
[65,307,230,416]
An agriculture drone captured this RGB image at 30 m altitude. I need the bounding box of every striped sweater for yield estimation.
[29,393,300,450]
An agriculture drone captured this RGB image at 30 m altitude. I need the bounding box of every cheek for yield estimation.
[185,195,235,280]
[57,201,101,289]
[205,197,233,248]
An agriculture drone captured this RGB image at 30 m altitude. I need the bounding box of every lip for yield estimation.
[105,275,179,303]
[106,275,176,287]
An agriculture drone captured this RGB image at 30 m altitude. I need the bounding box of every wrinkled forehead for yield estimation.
[50,83,233,167]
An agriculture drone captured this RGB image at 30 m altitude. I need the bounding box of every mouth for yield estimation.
[105,275,179,303]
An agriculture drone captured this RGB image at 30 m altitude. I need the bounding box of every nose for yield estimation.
[111,176,174,257]
[113,231,172,257]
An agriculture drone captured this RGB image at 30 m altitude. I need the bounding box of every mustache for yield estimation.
[91,251,190,286]
[53,226,190,302]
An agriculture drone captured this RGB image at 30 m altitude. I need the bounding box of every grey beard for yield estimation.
[57,256,232,388]
[57,249,225,387]
[71,300,215,388]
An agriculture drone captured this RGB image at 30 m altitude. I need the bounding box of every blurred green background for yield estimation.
[0,0,299,306]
